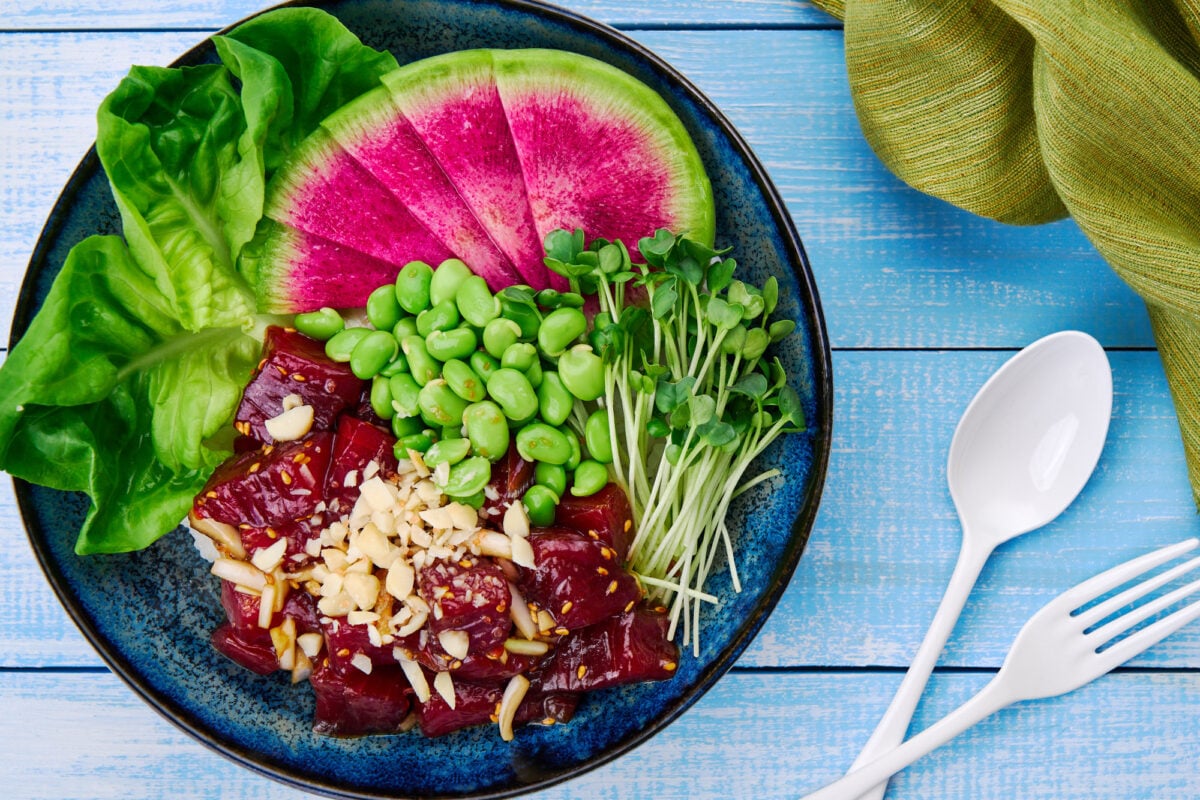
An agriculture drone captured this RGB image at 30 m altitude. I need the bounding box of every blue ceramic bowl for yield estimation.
[13,1,832,797]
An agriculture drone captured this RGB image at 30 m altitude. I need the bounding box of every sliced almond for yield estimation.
[508,582,538,640]
[297,632,324,659]
[504,638,550,656]
[433,671,456,709]
[257,584,276,629]
[343,572,380,611]
[359,476,397,513]
[475,530,513,560]
[509,535,535,569]
[437,629,470,661]
[350,652,373,675]
[264,404,314,442]
[317,591,356,618]
[385,561,415,601]
[211,558,268,591]
[502,501,529,540]
[356,523,396,568]
[189,512,246,559]
[497,674,530,741]
[251,537,288,574]
[397,655,431,703]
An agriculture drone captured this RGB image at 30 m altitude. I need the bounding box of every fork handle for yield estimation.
[845,536,992,800]
[801,675,1015,800]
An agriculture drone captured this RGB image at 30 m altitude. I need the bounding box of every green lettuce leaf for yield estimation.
[0,237,261,553]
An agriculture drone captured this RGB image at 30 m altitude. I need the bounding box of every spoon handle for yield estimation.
[844,534,992,800]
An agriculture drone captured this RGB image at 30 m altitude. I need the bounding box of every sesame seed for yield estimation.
[576,665,587,680]
[606,580,618,595]
[281,471,292,485]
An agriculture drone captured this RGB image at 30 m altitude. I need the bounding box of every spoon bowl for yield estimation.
[845,330,1113,800]
[949,330,1113,546]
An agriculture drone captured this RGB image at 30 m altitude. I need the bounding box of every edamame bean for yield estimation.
[416,299,461,337]
[393,317,419,341]
[441,456,491,498]
[584,408,613,464]
[396,433,433,456]
[558,345,605,401]
[536,372,574,427]
[534,462,567,498]
[400,335,440,386]
[501,342,537,372]
[425,327,478,362]
[524,358,543,389]
[486,368,539,422]
[456,275,501,327]
[537,307,588,356]
[522,485,558,526]
[324,327,371,362]
[442,359,486,402]
[429,258,474,306]
[535,289,585,309]
[367,284,403,330]
[563,428,582,471]
[379,350,409,377]
[463,401,510,461]
[370,376,395,420]
[442,425,464,440]
[424,438,471,467]
[457,490,486,510]
[388,373,422,419]
[418,379,472,427]
[395,261,434,314]
[293,307,343,340]
[391,413,425,439]
[497,288,541,339]
[391,412,424,438]
[570,459,609,497]
[483,318,522,359]
[350,330,399,379]
[470,351,500,381]
[516,423,572,465]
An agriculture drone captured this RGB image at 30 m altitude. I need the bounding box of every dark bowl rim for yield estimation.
[10,0,834,797]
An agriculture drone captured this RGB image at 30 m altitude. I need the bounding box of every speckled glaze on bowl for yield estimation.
[11,1,832,797]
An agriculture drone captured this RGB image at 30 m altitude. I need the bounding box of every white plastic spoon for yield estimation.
[846,330,1112,800]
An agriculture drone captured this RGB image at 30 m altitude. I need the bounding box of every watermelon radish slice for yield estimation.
[320,86,522,290]
[265,129,454,271]
[248,48,715,311]
[493,49,715,252]
[380,50,549,289]
[247,221,449,313]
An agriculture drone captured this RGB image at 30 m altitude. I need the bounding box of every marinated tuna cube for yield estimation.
[325,416,400,510]
[322,615,397,672]
[418,558,512,656]
[236,326,363,444]
[211,624,279,675]
[309,658,413,736]
[517,528,642,630]
[417,677,577,738]
[555,483,635,562]
[220,580,320,639]
[538,606,678,693]
[193,432,333,528]
[481,444,534,519]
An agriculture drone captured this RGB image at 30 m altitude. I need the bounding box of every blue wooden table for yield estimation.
[4,2,1199,798]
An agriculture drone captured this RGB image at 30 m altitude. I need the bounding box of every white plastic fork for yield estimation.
[801,537,1200,800]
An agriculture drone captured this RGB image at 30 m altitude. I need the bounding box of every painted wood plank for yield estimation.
[3,669,1200,799]
[4,350,1196,670]
[3,0,835,31]
[0,30,1153,350]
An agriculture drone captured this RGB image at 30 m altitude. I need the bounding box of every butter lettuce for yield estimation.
[0,9,398,554]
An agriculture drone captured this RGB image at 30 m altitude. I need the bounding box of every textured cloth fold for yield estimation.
[814,0,1200,503]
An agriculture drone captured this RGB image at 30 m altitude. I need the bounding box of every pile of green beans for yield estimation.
[292,258,615,524]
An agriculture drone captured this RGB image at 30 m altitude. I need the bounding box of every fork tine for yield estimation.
[1061,538,1200,610]
[1094,595,1200,673]
[1088,574,1200,647]
[1076,554,1200,629]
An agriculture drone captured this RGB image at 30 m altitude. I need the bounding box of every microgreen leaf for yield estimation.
[655,375,696,414]
[544,228,580,263]
[762,276,779,315]
[730,373,769,400]
[668,255,704,286]
[688,394,716,427]
[652,276,679,320]
[742,327,770,360]
[721,324,747,355]
[638,228,676,266]
[769,319,796,342]
[707,258,736,294]
[777,385,806,430]
[706,297,743,331]
[698,417,737,448]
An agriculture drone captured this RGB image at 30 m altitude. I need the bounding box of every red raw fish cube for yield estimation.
[193,432,333,528]
[418,559,512,656]
[238,517,323,570]
[408,634,544,680]
[309,658,413,736]
[235,326,363,444]
[322,615,398,672]
[517,528,642,630]
[416,677,577,738]
[324,415,399,510]
[211,624,279,675]
[554,483,635,562]
[538,606,678,693]
[481,444,534,519]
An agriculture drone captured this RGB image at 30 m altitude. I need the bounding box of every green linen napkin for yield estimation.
[811,0,1200,504]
